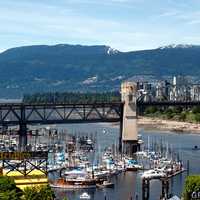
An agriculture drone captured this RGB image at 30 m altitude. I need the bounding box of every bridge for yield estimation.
[0,102,123,125]
[0,102,123,151]
[1,82,200,153]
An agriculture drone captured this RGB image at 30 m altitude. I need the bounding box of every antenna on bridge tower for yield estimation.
[121,81,138,155]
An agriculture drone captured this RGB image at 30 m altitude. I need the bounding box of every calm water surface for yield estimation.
[51,123,200,200]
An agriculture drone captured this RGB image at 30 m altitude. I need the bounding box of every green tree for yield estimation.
[0,190,21,200]
[195,113,200,122]
[164,108,175,119]
[186,113,196,123]
[173,106,183,114]
[22,185,55,200]
[145,106,158,114]
[183,175,200,200]
[39,185,55,200]
[22,186,39,200]
[192,106,200,114]
[164,107,173,114]
[180,111,187,121]
[0,176,22,200]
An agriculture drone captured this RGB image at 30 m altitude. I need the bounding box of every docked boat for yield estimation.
[141,169,167,179]
[135,151,148,158]
[94,170,109,179]
[80,192,91,199]
[50,177,96,189]
[47,164,64,172]
[126,163,143,171]
[97,180,114,188]
[125,158,143,171]
[51,167,97,189]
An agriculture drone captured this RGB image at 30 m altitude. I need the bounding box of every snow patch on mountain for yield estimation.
[158,44,200,49]
[158,44,200,50]
[107,47,119,55]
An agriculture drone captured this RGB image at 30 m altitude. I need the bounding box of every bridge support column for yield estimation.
[19,105,27,151]
[19,123,27,151]
[161,178,170,199]
[142,178,150,200]
[119,104,124,153]
[121,82,138,155]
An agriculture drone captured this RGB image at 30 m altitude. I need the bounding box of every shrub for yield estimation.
[194,113,200,122]
[186,113,196,122]
[145,106,158,114]
[0,176,22,200]
[179,111,187,121]
[192,106,200,114]
[0,176,57,200]
[183,175,200,200]
[22,185,55,200]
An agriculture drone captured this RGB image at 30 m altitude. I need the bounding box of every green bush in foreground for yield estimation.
[0,176,57,200]
[22,185,55,200]
[183,175,200,200]
[0,176,23,200]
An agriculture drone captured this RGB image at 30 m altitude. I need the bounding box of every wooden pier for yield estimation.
[142,169,186,200]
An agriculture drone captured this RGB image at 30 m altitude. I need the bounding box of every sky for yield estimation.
[1,0,200,52]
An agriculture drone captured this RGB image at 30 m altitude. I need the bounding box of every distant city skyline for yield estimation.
[1,0,200,52]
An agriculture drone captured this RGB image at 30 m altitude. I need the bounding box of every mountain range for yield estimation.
[0,43,200,98]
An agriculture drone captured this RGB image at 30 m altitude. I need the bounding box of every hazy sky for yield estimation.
[1,0,200,52]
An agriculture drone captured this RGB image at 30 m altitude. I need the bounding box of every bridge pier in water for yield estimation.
[121,81,139,155]
[19,105,27,151]
[142,178,170,200]
[19,123,27,151]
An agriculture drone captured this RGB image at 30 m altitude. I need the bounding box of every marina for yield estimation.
[50,124,200,200]
[0,83,198,199]
[0,122,198,199]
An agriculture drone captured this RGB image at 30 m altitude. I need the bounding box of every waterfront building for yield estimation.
[137,81,154,102]
[170,75,191,101]
[191,84,200,101]
[155,80,170,101]
[133,75,200,102]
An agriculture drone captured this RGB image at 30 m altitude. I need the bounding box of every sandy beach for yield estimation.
[138,117,200,134]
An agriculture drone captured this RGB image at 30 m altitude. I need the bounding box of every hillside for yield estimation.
[0,44,200,98]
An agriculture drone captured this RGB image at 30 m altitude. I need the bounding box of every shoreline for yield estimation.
[138,116,200,134]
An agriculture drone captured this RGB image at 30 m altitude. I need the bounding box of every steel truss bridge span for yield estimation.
[0,102,123,126]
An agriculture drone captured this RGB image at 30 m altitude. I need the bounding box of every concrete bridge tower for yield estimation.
[121,81,138,154]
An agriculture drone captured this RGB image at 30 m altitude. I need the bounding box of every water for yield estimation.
[51,123,200,200]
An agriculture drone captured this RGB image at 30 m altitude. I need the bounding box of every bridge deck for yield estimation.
[0,102,123,126]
